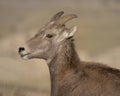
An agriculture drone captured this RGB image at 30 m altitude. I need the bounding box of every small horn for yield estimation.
[55,14,77,26]
[50,11,64,21]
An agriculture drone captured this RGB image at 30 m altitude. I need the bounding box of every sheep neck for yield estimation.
[48,39,81,96]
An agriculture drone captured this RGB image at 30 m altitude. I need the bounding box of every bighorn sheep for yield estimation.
[18,11,120,96]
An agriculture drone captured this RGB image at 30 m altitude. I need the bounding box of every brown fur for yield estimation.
[19,11,120,96]
[49,39,120,96]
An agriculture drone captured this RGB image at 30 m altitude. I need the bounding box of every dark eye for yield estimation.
[46,34,53,38]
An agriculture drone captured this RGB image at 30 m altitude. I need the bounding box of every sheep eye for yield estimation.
[46,34,53,38]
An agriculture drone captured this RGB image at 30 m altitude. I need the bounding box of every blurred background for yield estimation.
[0,0,120,96]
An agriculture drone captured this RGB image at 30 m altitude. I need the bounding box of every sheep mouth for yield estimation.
[19,51,31,60]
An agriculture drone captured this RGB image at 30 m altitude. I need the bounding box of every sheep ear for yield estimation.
[67,26,77,38]
[57,26,77,42]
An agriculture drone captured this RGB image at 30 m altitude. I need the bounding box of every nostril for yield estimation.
[19,47,25,53]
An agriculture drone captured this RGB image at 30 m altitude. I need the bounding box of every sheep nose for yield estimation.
[18,47,25,53]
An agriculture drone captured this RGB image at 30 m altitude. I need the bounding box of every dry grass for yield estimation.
[0,58,50,96]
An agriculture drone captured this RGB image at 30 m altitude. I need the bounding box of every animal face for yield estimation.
[18,11,77,61]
